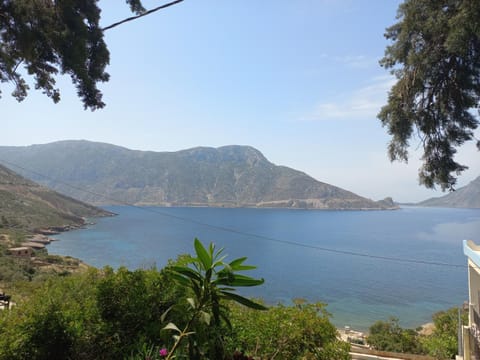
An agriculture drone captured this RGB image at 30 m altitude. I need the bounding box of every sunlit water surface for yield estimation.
[48,206,479,330]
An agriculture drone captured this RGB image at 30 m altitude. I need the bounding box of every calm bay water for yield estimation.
[48,206,480,330]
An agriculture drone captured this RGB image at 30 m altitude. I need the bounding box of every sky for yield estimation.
[3,0,479,203]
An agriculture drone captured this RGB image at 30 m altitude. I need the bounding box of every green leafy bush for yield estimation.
[367,307,467,358]
[96,266,186,358]
[367,317,424,353]
[0,240,350,360]
[0,269,101,359]
[0,266,184,360]
[227,301,350,359]
[421,307,467,360]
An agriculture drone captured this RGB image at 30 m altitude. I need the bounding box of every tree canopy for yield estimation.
[379,0,480,190]
[0,0,180,110]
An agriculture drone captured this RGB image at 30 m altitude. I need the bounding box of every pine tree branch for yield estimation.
[102,0,185,32]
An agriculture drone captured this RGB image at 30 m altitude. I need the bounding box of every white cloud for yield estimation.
[317,53,379,69]
[303,75,396,121]
[335,55,378,69]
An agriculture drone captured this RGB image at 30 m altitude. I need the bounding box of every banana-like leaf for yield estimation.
[170,272,192,287]
[217,286,235,292]
[194,238,212,269]
[229,257,257,271]
[220,290,267,310]
[187,297,196,310]
[212,255,227,269]
[161,306,173,323]
[213,246,225,260]
[215,274,264,287]
[199,310,211,325]
[171,265,202,282]
[209,242,214,254]
[234,264,257,271]
[229,257,247,267]
[217,269,234,279]
[163,322,181,333]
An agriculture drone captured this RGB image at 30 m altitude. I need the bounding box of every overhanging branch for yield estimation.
[102,0,185,32]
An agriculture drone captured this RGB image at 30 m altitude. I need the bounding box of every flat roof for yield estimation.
[21,242,45,249]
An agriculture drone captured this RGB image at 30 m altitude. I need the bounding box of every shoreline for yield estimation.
[91,202,399,211]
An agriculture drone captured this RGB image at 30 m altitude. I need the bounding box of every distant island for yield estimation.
[0,140,396,210]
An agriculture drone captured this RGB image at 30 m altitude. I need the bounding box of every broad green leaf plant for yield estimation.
[165,238,266,359]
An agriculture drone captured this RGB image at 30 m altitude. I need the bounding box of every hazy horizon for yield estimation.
[2,138,477,204]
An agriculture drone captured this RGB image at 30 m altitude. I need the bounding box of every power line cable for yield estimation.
[0,158,470,269]
[102,0,185,31]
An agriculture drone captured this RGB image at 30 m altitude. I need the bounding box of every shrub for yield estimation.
[367,317,424,354]
[226,301,350,359]
[421,307,467,360]
[0,266,185,360]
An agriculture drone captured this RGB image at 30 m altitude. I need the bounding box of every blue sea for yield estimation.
[47,206,480,331]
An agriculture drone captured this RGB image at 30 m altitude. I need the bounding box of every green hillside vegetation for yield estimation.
[0,140,395,210]
[419,176,480,208]
[0,164,112,288]
[0,238,464,360]
[367,308,467,359]
[0,240,351,360]
[0,164,112,232]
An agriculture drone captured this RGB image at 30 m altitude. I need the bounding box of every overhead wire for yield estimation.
[0,158,470,270]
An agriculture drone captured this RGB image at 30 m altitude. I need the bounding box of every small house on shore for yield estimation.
[8,247,32,258]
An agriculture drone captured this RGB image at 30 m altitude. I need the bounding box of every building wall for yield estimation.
[8,247,32,257]
[469,259,480,327]
[466,258,480,359]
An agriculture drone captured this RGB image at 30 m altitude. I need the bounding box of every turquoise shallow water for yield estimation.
[47,206,479,331]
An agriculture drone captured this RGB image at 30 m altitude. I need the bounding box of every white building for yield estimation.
[462,240,480,359]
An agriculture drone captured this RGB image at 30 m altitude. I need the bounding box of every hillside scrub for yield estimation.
[0,237,467,359]
[367,308,468,359]
[0,240,350,360]
[226,300,350,359]
[0,266,186,360]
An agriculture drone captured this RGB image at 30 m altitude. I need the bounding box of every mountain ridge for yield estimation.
[0,140,396,210]
[418,176,480,208]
